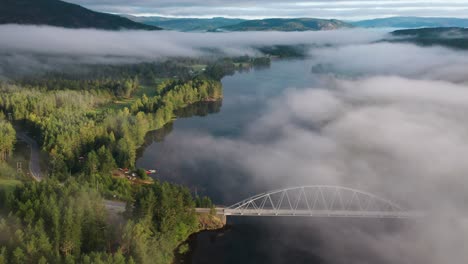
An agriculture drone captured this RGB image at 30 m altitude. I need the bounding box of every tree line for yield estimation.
[0,73,222,192]
[0,179,203,264]
[0,60,235,263]
[0,115,15,162]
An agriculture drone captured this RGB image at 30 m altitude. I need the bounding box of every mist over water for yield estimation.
[0,25,385,78]
[138,56,468,263]
[2,24,467,263]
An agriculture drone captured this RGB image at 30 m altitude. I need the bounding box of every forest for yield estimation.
[0,59,235,263]
[0,116,15,162]
[0,62,223,197]
[0,180,202,264]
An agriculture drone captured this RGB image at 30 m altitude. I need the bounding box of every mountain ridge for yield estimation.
[0,0,160,30]
[215,18,352,31]
[124,16,246,32]
[353,16,468,28]
[126,16,351,32]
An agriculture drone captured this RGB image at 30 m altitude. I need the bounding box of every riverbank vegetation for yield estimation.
[0,58,245,263]
[0,60,225,195]
[0,56,270,185]
[0,179,207,264]
[0,78,221,199]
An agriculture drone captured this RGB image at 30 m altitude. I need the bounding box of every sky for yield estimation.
[64,0,468,20]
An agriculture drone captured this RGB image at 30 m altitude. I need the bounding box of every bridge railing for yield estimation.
[223,185,419,218]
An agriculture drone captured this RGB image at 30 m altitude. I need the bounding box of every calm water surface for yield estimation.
[137,59,319,201]
[136,59,398,264]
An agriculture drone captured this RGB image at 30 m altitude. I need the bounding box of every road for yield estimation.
[16,132,43,181]
[17,130,130,218]
[195,207,225,215]
[104,200,127,214]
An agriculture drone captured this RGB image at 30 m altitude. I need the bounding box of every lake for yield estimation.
[136,59,401,264]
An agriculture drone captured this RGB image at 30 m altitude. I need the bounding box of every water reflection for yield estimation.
[137,59,319,201]
[136,59,334,264]
[175,100,222,118]
[137,100,222,158]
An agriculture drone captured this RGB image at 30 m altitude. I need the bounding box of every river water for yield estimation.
[136,59,401,264]
[137,59,319,202]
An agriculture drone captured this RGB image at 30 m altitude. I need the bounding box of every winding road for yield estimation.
[16,130,130,218]
[16,132,43,181]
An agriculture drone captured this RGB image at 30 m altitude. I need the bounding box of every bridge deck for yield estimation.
[196,208,422,219]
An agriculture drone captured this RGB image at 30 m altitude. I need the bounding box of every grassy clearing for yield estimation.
[94,80,165,114]
[134,83,159,97]
[98,97,136,113]
[191,64,207,72]
[0,178,21,190]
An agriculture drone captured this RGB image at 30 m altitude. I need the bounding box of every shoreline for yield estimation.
[175,223,231,264]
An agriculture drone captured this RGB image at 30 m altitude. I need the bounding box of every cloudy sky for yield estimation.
[64,0,468,20]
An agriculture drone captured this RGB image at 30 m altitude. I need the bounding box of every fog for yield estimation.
[158,75,468,263]
[0,25,384,57]
[4,24,468,263]
[124,35,466,262]
[309,42,468,83]
[0,25,385,77]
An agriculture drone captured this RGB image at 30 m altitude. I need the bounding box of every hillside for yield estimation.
[0,0,160,30]
[126,16,246,32]
[354,17,468,28]
[391,27,468,49]
[217,18,352,31]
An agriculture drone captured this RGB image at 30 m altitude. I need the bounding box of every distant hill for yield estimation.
[390,27,468,49]
[216,18,352,31]
[353,17,468,28]
[0,0,160,30]
[125,16,246,32]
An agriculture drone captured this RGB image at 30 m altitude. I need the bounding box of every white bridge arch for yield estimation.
[219,186,420,218]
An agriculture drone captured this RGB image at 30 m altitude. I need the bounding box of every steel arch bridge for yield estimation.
[219,186,420,218]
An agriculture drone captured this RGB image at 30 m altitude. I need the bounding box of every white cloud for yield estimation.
[65,0,468,20]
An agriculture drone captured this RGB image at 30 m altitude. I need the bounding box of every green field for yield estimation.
[94,81,165,114]
[191,64,207,72]
[0,178,21,191]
